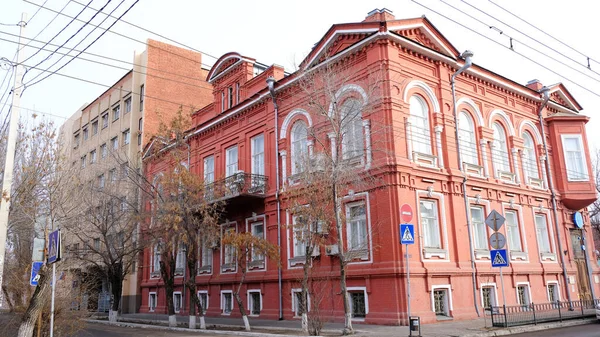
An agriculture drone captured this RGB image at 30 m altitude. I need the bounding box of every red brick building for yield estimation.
[140,9,599,325]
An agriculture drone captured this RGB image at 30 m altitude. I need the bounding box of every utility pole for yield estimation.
[0,12,27,307]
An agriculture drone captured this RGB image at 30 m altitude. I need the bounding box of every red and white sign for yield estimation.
[400,203,413,223]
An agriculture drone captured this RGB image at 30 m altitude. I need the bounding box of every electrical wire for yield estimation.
[19,0,72,54]
[27,0,51,24]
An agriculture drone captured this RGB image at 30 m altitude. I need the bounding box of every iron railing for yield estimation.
[205,172,268,202]
[489,299,599,327]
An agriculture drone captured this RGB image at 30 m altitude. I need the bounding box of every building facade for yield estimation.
[140,9,599,325]
[58,39,213,313]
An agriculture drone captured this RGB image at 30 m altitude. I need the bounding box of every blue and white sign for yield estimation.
[491,249,509,268]
[30,261,43,286]
[400,224,415,245]
[573,212,584,229]
[47,229,61,264]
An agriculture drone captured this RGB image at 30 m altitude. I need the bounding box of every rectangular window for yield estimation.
[80,155,86,168]
[203,156,215,183]
[122,129,130,145]
[112,104,120,121]
[90,150,97,164]
[471,206,487,250]
[102,112,109,129]
[152,243,160,272]
[83,126,88,140]
[223,227,235,268]
[228,86,233,108]
[92,120,98,135]
[124,97,131,113]
[293,216,307,257]
[138,118,143,146]
[93,238,100,251]
[251,222,264,262]
[535,214,551,254]
[200,239,212,269]
[547,283,559,302]
[221,91,225,112]
[175,244,185,271]
[101,143,107,158]
[222,292,233,314]
[420,200,441,249]
[139,85,144,111]
[347,204,367,251]
[236,82,240,103]
[149,293,157,312]
[173,292,182,313]
[350,292,366,318]
[73,133,80,148]
[433,289,449,316]
[249,292,261,315]
[97,174,105,188]
[111,136,118,150]
[517,285,530,306]
[293,291,307,316]
[225,146,238,177]
[562,135,589,181]
[505,210,522,252]
[198,292,208,313]
[251,135,264,176]
[482,286,496,309]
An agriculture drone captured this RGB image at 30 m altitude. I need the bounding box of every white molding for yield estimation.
[173,291,182,313]
[489,109,515,136]
[515,281,532,305]
[456,97,484,126]
[518,120,543,143]
[431,284,453,314]
[546,280,561,301]
[532,208,558,264]
[197,290,209,310]
[327,84,369,117]
[291,288,311,315]
[388,23,456,57]
[148,292,157,312]
[246,289,263,314]
[346,286,369,316]
[280,109,313,139]
[220,221,238,274]
[560,134,589,181]
[502,203,530,263]
[220,290,234,314]
[416,190,449,262]
[480,282,499,308]
[403,80,441,113]
[341,192,373,264]
[305,28,380,67]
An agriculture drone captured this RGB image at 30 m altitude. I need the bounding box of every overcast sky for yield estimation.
[1,0,599,152]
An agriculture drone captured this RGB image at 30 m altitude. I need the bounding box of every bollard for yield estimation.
[409,316,421,337]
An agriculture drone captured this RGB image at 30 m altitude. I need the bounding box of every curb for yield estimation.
[84,319,324,337]
[460,318,597,337]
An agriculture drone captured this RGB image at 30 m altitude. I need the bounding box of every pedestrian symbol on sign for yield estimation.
[490,249,509,267]
[493,251,506,265]
[402,227,414,242]
[399,224,415,245]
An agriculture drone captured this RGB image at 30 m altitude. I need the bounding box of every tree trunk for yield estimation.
[2,285,14,312]
[186,257,201,329]
[17,265,50,337]
[301,255,310,333]
[333,183,353,335]
[160,259,176,327]
[234,272,250,331]
[108,271,123,323]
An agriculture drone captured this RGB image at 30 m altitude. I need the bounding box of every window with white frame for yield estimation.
[81,155,86,168]
[83,126,88,140]
[251,135,264,176]
[340,98,364,160]
[149,292,157,312]
[409,95,432,155]
[291,121,308,175]
[92,120,98,135]
[90,149,97,164]
[433,288,450,316]
[97,174,105,189]
[292,215,308,258]
[197,291,208,313]
[221,292,233,314]
[248,291,261,315]
[204,155,214,184]
[547,283,559,302]
[522,132,539,180]
[228,87,233,108]
[175,244,185,273]
[225,146,238,177]
[152,243,160,273]
[505,210,522,252]
[420,200,441,249]
[124,97,132,113]
[481,286,496,309]
[111,136,118,150]
[173,292,182,313]
[349,290,367,318]
[102,112,109,128]
[517,284,530,306]
[250,221,265,263]
[200,238,212,271]
[562,135,589,181]
[222,227,235,268]
[458,111,478,166]
[122,129,130,145]
[471,206,487,250]
[113,104,120,121]
[293,290,309,316]
[101,143,107,158]
[347,203,368,252]
[535,214,551,254]
[492,123,511,173]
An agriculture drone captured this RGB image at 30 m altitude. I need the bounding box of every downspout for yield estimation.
[267,77,284,320]
[537,88,572,303]
[451,50,480,317]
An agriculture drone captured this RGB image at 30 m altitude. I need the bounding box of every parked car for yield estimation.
[596,303,600,320]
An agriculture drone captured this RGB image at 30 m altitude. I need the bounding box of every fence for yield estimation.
[490,299,598,327]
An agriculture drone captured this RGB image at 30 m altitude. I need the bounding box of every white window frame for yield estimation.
[173,291,182,313]
[346,286,369,320]
[101,143,107,158]
[112,104,120,121]
[515,282,531,306]
[505,210,521,250]
[152,243,160,273]
[90,150,97,164]
[535,213,552,254]
[148,292,157,312]
[292,215,307,259]
[221,222,237,273]
[503,205,528,262]
[291,288,311,316]
[123,129,130,145]
[533,208,557,262]
[480,283,498,309]
[546,281,560,302]
[225,146,238,177]
[471,205,487,251]
[346,202,369,257]
[220,290,233,315]
[420,200,441,249]
[246,289,262,316]
[203,155,214,184]
[175,244,185,276]
[199,237,213,274]
[290,121,308,175]
[124,96,132,113]
[561,134,589,181]
[492,122,511,173]
[431,285,453,316]
[340,98,364,161]
[250,220,265,263]
[409,95,432,156]
[251,134,264,176]
[522,132,539,180]
[417,190,449,261]
[458,111,479,167]
[221,91,225,112]
[197,290,209,312]
[111,136,118,150]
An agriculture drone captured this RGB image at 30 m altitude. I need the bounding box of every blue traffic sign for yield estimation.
[400,224,415,245]
[47,229,61,264]
[30,261,43,286]
[491,249,509,267]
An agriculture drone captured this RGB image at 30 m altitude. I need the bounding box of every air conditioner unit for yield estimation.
[325,245,339,256]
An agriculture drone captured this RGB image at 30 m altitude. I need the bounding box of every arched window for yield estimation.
[291,121,308,174]
[340,98,364,159]
[409,96,432,155]
[458,111,478,166]
[522,132,539,179]
[492,122,510,172]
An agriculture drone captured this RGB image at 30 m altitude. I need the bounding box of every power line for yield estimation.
[19,0,72,54]
[488,0,599,68]
[0,102,67,120]
[27,0,51,24]
[23,0,214,69]
[23,0,141,90]
[410,0,600,99]
[69,0,218,61]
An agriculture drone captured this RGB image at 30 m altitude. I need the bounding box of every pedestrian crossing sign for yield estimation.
[491,249,509,267]
[400,224,415,245]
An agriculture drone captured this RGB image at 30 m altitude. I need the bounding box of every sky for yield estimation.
[1,0,599,152]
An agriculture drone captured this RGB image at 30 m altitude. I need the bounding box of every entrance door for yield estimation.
[570,230,592,301]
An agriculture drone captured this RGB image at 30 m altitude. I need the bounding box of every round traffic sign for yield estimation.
[489,232,507,250]
[400,204,413,223]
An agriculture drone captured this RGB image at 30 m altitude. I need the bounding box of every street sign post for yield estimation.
[29,261,43,286]
[487,210,507,307]
[485,210,505,231]
[47,229,61,264]
[489,232,507,250]
[399,223,415,331]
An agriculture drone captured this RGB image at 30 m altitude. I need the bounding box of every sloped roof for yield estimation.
[546,83,582,111]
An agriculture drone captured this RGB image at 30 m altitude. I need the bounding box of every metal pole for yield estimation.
[49,263,56,337]
[499,266,506,306]
[406,243,410,325]
[0,12,27,307]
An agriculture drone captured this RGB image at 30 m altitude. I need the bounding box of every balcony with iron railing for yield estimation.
[205,171,268,203]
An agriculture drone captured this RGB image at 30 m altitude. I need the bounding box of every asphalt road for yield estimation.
[75,323,227,337]
[510,322,600,336]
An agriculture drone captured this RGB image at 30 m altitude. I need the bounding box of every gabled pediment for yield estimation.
[547,83,582,112]
[388,17,459,58]
[207,52,255,83]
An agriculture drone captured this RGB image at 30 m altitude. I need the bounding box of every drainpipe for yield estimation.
[451,50,480,317]
[537,88,572,303]
[267,77,284,320]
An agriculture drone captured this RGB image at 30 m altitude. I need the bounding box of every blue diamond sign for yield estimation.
[491,249,509,268]
[400,224,415,245]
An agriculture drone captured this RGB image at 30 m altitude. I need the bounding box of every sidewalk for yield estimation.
[90,313,599,337]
